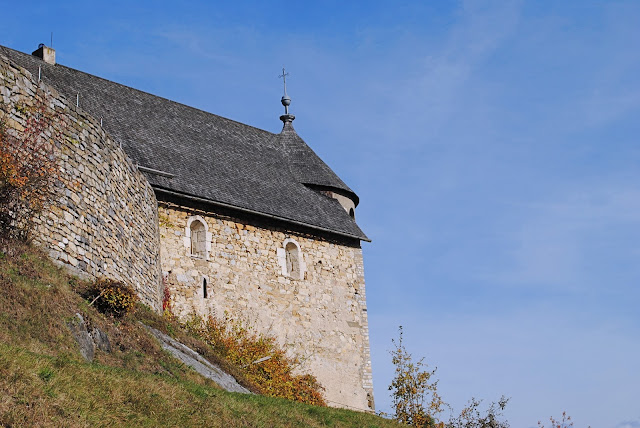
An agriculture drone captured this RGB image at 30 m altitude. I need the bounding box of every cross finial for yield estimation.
[278,66,293,118]
[279,66,289,96]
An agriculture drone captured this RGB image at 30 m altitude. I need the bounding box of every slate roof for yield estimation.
[1,45,368,241]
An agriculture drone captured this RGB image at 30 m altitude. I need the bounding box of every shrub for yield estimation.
[538,412,577,428]
[0,97,64,240]
[86,278,138,317]
[389,326,443,427]
[182,314,326,406]
[388,326,510,428]
[448,397,509,428]
[162,278,173,316]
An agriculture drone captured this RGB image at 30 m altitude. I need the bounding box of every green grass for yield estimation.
[0,238,400,427]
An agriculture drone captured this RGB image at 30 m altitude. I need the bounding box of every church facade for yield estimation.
[0,44,374,411]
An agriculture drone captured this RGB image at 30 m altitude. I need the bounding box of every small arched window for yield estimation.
[185,215,210,259]
[190,220,206,258]
[349,208,355,218]
[203,278,208,299]
[278,238,305,280]
[285,242,301,280]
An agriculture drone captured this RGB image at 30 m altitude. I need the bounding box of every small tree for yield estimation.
[0,97,63,239]
[389,326,444,427]
[388,326,510,428]
[447,396,509,428]
[538,412,583,428]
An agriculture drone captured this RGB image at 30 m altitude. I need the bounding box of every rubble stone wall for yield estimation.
[0,55,162,309]
[159,202,375,411]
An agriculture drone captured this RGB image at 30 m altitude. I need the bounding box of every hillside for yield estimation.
[0,239,399,428]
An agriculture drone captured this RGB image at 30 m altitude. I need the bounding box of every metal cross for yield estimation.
[278,67,289,96]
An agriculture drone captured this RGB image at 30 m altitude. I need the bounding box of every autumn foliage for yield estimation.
[388,326,509,428]
[538,412,578,428]
[86,278,139,318]
[0,98,63,239]
[389,326,444,427]
[161,278,174,315]
[182,314,326,406]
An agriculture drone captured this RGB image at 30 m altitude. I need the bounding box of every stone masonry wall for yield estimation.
[0,55,162,309]
[159,202,375,411]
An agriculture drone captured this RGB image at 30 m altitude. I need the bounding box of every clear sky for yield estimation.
[2,1,639,426]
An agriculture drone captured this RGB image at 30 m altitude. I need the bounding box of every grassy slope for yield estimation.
[0,240,399,428]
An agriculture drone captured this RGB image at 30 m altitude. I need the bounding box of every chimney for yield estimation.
[32,43,56,65]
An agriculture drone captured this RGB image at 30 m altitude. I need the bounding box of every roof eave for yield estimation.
[153,186,371,243]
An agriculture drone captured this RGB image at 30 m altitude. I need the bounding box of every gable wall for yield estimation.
[0,55,162,309]
[159,202,375,411]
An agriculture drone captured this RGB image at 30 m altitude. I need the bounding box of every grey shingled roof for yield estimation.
[1,45,368,241]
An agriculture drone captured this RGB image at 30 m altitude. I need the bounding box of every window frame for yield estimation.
[184,215,211,260]
[277,237,306,280]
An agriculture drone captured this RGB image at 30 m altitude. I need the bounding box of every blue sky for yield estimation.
[2,1,639,426]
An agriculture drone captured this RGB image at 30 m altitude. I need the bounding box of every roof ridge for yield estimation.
[0,44,277,137]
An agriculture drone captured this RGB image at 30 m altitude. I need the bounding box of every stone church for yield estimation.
[0,44,374,411]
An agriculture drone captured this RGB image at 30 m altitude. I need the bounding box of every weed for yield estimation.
[53,354,73,369]
[38,366,55,382]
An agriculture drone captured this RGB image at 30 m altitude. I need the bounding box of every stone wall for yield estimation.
[159,202,375,411]
[0,55,162,309]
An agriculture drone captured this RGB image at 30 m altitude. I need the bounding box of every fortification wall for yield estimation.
[159,202,375,412]
[0,55,162,309]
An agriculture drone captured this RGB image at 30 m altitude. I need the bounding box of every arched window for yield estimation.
[285,242,300,280]
[191,220,206,257]
[185,215,210,259]
[203,278,208,299]
[349,208,355,219]
[277,238,305,280]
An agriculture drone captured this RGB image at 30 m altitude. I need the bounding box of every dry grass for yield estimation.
[0,239,400,427]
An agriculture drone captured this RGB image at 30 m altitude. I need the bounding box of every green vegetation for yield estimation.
[0,238,400,427]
